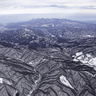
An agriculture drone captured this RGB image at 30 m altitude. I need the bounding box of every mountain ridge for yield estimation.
[0,18,96,96]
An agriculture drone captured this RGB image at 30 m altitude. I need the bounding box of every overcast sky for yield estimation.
[0,0,96,22]
[0,0,96,14]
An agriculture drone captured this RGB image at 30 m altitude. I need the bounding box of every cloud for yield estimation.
[0,0,96,14]
[17,4,96,10]
[20,5,69,9]
[80,6,96,9]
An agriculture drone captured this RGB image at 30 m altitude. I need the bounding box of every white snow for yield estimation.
[27,74,41,96]
[23,34,30,37]
[3,79,12,85]
[51,35,55,37]
[73,52,96,70]
[59,35,62,37]
[73,52,84,61]
[86,54,92,58]
[52,24,54,27]
[76,52,83,57]
[28,59,42,66]
[89,57,96,66]
[41,24,49,27]
[0,78,3,83]
[60,75,74,89]
[24,28,30,31]
[73,58,79,62]
[77,55,84,60]
[84,35,94,37]
[13,90,18,96]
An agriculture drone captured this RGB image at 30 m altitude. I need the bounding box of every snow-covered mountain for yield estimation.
[0,19,96,96]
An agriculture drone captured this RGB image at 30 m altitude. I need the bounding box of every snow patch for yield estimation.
[41,24,49,27]
[59,35,62,37]
[27,74,41,96]
[51,35,55,37]
[73,52,96,70]
[84,35,94,37]
[0,78,3,83]
[13,90,18,96]
[28,61,34,65]
[60,75,74,89]
[0,78,12,85]
[23,34,31,37]
[3,79,12,85]
[76,52,83,57]
[24,28,30,31]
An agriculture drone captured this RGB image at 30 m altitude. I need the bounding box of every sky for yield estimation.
[0,0,96,14]
[0,0,96,22]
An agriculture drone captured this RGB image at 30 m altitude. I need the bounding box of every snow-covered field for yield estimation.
[72,52,96,70]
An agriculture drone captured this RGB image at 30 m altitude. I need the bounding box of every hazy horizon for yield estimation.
[0,13,96,23]
[0,0,96,23]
